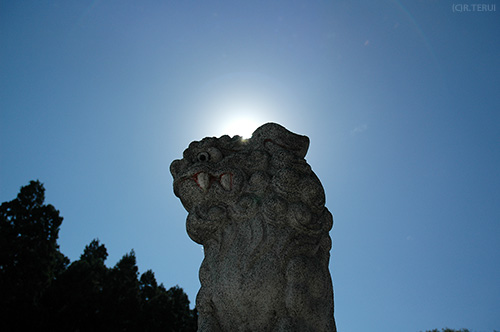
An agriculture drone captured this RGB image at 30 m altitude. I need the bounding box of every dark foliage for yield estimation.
[0,181,197,331]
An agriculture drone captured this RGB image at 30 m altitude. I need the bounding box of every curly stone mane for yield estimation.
[171,123,336,332]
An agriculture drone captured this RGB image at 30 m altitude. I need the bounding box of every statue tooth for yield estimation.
[197,172,210,191]
[220,173,232,190]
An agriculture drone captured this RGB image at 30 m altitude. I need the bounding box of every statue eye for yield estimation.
[197,152,210,162]
[207,147,222,162]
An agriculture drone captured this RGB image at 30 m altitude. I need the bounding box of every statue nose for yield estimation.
[170,159,183,178]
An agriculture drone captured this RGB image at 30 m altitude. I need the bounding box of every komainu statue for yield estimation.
[170,123,336,332]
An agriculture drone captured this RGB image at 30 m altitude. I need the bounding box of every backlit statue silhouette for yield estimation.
[171,123,336,331]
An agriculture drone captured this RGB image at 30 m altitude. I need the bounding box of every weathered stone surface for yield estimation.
[170,123,336,332]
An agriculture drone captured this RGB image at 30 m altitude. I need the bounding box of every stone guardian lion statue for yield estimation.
[170,123,336,332]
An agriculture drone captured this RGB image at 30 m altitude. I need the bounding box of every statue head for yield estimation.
[170,123,331,244]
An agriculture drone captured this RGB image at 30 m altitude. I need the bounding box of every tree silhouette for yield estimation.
[1,181,197,331]
[0,180,69,329]
[139,270,197,331]
[102,250,142,330]
[41,239,111,330]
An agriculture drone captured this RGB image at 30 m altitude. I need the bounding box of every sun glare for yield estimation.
[221,115,260,138]
[192,72,291,139]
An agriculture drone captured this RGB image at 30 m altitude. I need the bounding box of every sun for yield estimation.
[193,72,289,139]
[214,102,265,138]
[220,115,260,139]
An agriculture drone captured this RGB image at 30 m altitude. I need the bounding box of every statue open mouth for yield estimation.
[193,172,233,191]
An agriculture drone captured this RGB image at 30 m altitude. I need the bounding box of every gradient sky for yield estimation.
[1,1,499,331]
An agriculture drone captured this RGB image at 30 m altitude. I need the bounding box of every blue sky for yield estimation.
[1,1,499,331]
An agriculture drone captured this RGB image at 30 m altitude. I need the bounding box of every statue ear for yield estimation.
[251,123,310,158]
